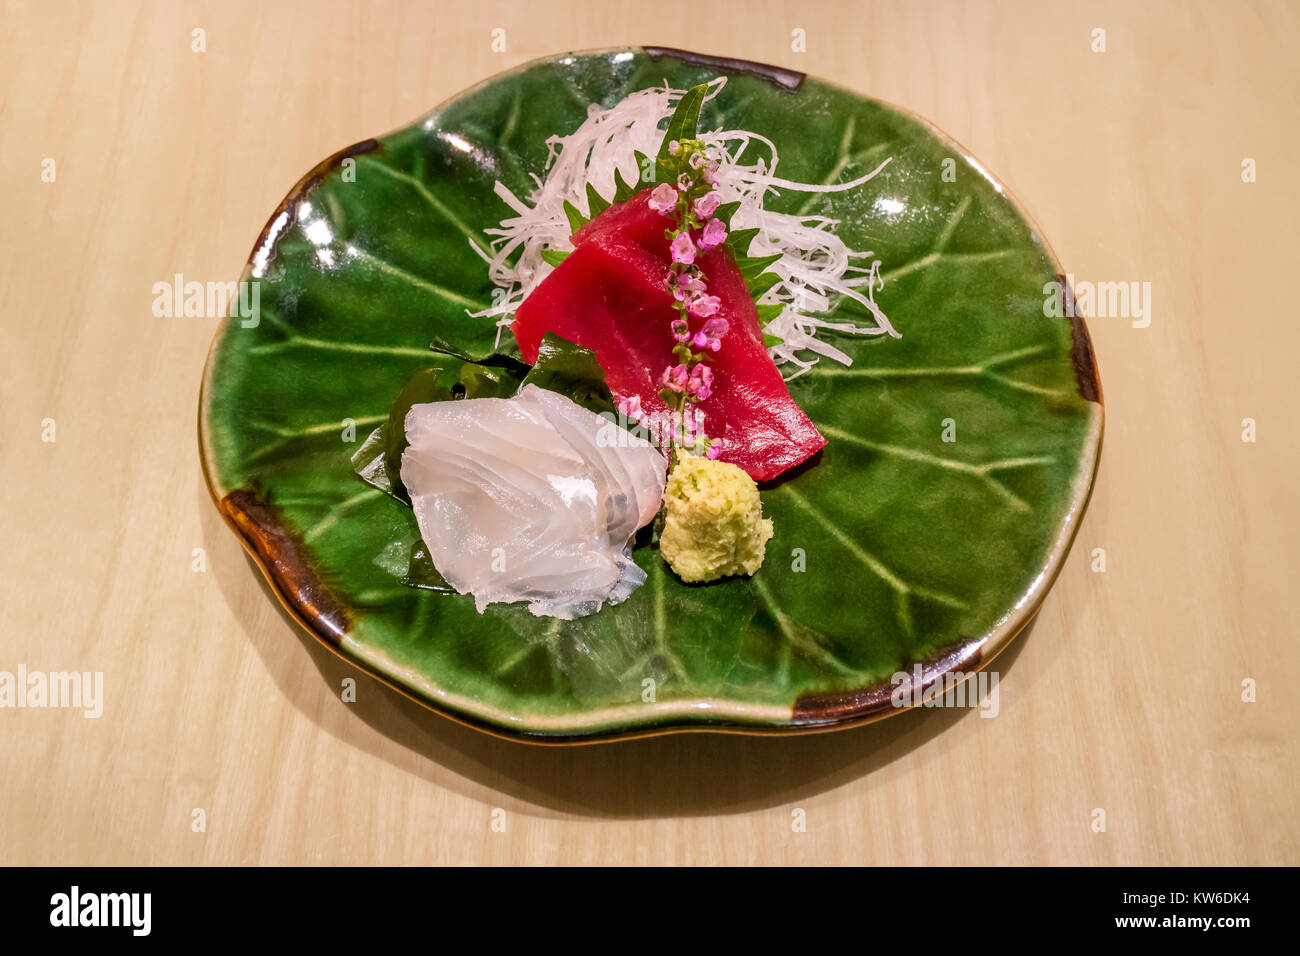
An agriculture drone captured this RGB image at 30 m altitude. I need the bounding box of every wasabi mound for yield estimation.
[660,455,774,583]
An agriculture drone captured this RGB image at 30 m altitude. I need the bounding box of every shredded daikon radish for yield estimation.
[467,78,898,378]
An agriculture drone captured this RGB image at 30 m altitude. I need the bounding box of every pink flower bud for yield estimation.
[617,394,642,420]
[691,316,729,351]
[698,217,728,250]
[693,191,722,218]
[688,364,714,402]
[672,272,705,302]
[647,183,678,216]
[669,232,696,265]
[659,363,690,392]
[687,294,722,318]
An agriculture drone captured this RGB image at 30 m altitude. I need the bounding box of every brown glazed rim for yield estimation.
[198,46,1104,746]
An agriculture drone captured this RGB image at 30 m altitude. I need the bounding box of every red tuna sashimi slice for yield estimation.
[512,207,825,482]
[574,190,766,347]
[512,228,676,417]
[572,189,668,252]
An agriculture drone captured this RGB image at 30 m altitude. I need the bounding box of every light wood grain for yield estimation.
[1,0,1296,866]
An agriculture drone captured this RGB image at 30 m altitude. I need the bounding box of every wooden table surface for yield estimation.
[2,0,1296,866]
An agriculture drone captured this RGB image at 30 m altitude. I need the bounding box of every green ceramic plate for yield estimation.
[200,48,1102,744]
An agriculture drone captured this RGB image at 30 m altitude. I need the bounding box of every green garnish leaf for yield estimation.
[563,199,588,234]
[349,424,394,496]
[519,332,615,415]
[585,183,610,218]
[728,236,787,307]
[429,335,530,375]
[349,368,454,502]
[382,368,452,500]
[540,248,571,267]
[353,352,531,500]
[633,150,656,185]
[455,362,521,400]
[737,252,783,279]
[726,227,760,256]
[613,168,639,202]
[713,200,741,227]
[756,303,785,325]
[747,271,781,298]
[402,539,457,593]
[763,333,785,348]
[657,83,708,166]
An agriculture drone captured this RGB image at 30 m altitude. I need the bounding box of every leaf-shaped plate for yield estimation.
[199,48,1102,744]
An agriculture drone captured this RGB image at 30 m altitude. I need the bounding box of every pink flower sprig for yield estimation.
[652,137,732,458]
[616,393,642,420]
[693,316,728,351]
[647,183,677,215]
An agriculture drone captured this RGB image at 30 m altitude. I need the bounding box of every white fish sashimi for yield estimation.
[514,385,663,546]
[401,385,668,620]
[402,398,608,610]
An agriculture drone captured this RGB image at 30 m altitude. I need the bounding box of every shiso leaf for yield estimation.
[653,83,709,184]
[726,227,760,257]
[402,539,457,593]
[353,358,530,502]
[746,271,782,299]
[518,332,616,416]
[738,252,783,279]
[429,335,530,376]
[455,362,520,400]
[349,424,394,496]
[540,248,570,267]
[724,232,786,308]
[613,167,639,202]
[381,368,453,501]
[585,182,610,218]
[712,200,741,227]
[647,86,794,317]
[563,199,588,234]
[632,150,655,185]
[657,83,708,166]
